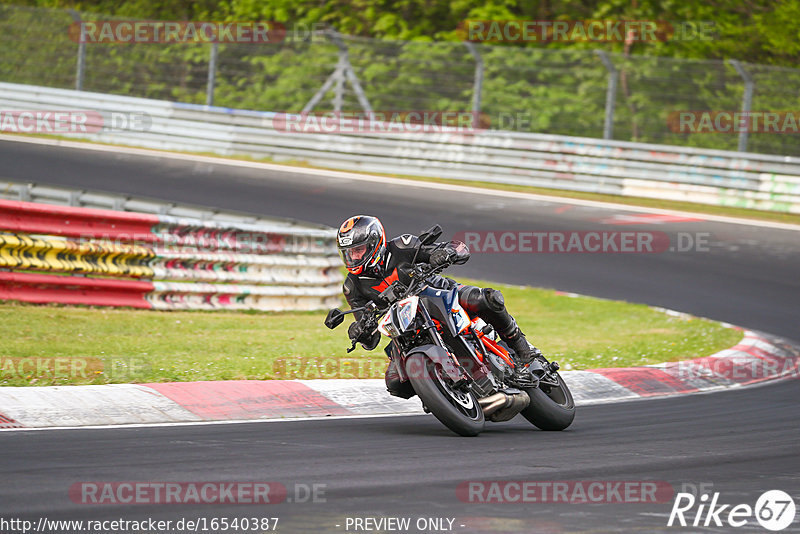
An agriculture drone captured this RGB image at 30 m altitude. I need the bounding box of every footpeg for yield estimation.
[510,369,539,389]
[505,358,543,388]
[526,358,547,377]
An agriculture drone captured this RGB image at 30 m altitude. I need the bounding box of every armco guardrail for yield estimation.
[0,185,343,311]
[1,82,799,214]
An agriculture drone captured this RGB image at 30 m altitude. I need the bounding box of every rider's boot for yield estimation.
[497,318,541,366]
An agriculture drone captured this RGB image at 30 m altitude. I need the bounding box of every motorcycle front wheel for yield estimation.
[405,352,485,437]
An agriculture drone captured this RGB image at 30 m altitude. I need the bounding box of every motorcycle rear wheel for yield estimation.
[406,353,485,437]
[520,362,575,431]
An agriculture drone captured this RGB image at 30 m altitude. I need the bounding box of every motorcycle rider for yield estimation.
[336,215,541,399]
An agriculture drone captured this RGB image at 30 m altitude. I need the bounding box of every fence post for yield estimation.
[68,10,86,91]
[206,42,219,107]
[729,59,754,153]
[76,41,86,91]
[302,61,344,113]
[302,30,372,114]
[333,51,346,112]
[464,42,484,116]
[596,50,618,140]
[331,31,372,113]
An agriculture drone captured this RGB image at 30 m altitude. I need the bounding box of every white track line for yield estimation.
[3,134,799,232]
[1,372,794,433]
[0,411,427,433]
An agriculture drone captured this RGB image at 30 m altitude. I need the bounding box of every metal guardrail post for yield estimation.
[729,60,754,153]
[464,42,484,116]
[596,51,618,140]
[68,10,86,91]
[206,42,219,107]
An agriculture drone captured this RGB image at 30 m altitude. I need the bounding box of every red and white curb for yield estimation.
[0,330,797,430]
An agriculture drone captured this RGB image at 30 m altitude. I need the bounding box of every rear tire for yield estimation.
[520,370,575,431]
[406,353,484,437]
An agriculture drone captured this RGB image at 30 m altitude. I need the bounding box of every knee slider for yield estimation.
[484,288,505,311]
[459,286,483,313]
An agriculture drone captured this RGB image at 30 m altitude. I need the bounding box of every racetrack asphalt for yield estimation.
[1,138,798,533]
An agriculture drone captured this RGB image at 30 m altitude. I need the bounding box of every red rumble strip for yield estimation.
[146,380,352,420]
[0,413,24,429]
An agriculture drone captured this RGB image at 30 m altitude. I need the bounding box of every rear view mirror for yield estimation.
[324,308,346,329]
[418,224,442,245]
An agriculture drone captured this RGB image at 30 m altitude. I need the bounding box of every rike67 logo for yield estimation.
[668,490,796,531]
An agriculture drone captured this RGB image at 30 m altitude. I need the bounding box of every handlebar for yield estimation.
[352,260,448,326]
[343,259,453,352]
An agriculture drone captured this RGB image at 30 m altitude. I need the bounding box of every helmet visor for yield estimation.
[340,243,371,269]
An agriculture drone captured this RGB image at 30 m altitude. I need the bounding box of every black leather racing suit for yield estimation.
[342,234,532,399]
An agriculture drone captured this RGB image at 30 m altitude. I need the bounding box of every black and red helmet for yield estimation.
[336,215,386,275]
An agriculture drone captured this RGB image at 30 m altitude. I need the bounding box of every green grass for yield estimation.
[5,132,799,226]
[0,279,742,386]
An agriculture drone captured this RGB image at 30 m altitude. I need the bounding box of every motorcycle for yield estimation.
[325,225,575,436]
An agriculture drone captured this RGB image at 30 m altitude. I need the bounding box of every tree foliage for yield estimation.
[1,1,797,155]
[10,0,798,66]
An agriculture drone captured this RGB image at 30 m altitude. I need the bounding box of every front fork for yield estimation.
[389,306,471,387]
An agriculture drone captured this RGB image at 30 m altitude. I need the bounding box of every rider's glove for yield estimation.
[348,321,381,351]
[348,321,365,342]
[430,241,470,267]
[429,248,453,268]
[448,240,471,265]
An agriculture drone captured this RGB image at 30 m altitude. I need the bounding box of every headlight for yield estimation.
[395,296,419,332]
[378,296,419,338]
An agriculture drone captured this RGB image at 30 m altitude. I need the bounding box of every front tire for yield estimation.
[405,353,484,437]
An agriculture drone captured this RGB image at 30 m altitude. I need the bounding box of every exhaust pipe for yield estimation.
[478,393,508,417]
[479,391,531,421]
